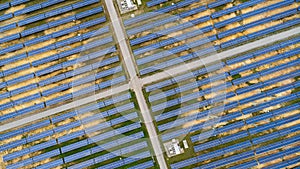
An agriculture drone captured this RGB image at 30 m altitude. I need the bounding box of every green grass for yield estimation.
[231,74,241,80]
[214,4,226,12]
[238,0,250,3]
[285,97,300,106]
[292,87,300,94]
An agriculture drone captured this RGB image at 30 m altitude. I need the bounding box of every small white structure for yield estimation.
[124,0,135,9]
[183,140,189,149]
[164,139,184,157]
[118,0,137,14]
[136,0,142,5]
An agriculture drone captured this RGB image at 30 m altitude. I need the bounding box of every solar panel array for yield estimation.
[0,91,156,169]
[0,0,127,123]
[144,36,300,168]
[123,0,299,76]
[0,0,299,168]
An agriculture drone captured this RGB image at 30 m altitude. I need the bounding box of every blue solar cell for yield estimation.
[120,141,148,155]
[215,16,242,28]
[51,26,78,38]
[79,17,106,30]
[218,26,245,39]
[162,128,191,141]
[36,63,62,76]
[272,8,298,20]
[223,141,252,154]
[0,92,10,101]
[58,130,85,143]
[158,115,196,131]
[0,23,17,33]
[94,152,117,163]
[0,33,20,44]
[212,5,239,18]
[68,159,95,169]
[61,139,88,153]
[266,84,294,96]
[3,148,29,162]
[98,75,126,89]
[6,73,34,86]
[0,139,27,152]
[48,15,76,28]
[171,157,198,169]
[194,139,221,152]
[45,5,72,17]
[10,0,29,6]
[14,93,41,105]
[267,0,294,11]
[156,102,200,122]
[41,0,65,8]
[156,3,177,13]
[28,44,56,56]
[221,131,248,143]
[146,0,166,7]
[199,149,226,162]
[6,157,32,169]
[23,120,50,133]
[240,92,266,105]
[221,36,248,48]
[35,159,64,169]
[72,0,99,9]
[124,12,157,27]
[75,7,103,19]
[0,13,13,22]
[42,84,69,96]
[232,73,260,85]
[39,73,65,86]
[279,36,300,48]
[0,128,23,142]
[249,18,300,39]
[51,111,76,124]
[72,85,100,98]
[55,35,82,48]
[3,63,30,76]
[253,131,281,145]
[217,121,245,134]
[25,34,51,46]
[27,130,54,143]
[33,149,60,163]
[110,112,138,126]
[243,101,270,114]
[16,103,45,118]
[32,54,58,66]
[28,139,56,153]
[14,4,41,16]
[18,13,45,26]
[0,81,7,90]
[91,57,119,69]
[45,93,72,106]
[128,161,154,169]
[208,0,231,9]
[0,2,10,10]
[230,160,257,169]
[0,53,27,66]
[76,103,100,115]
[0,102,14,111]
[54,121,81,133]
[84,26,110,39]
[99,159,124,169]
